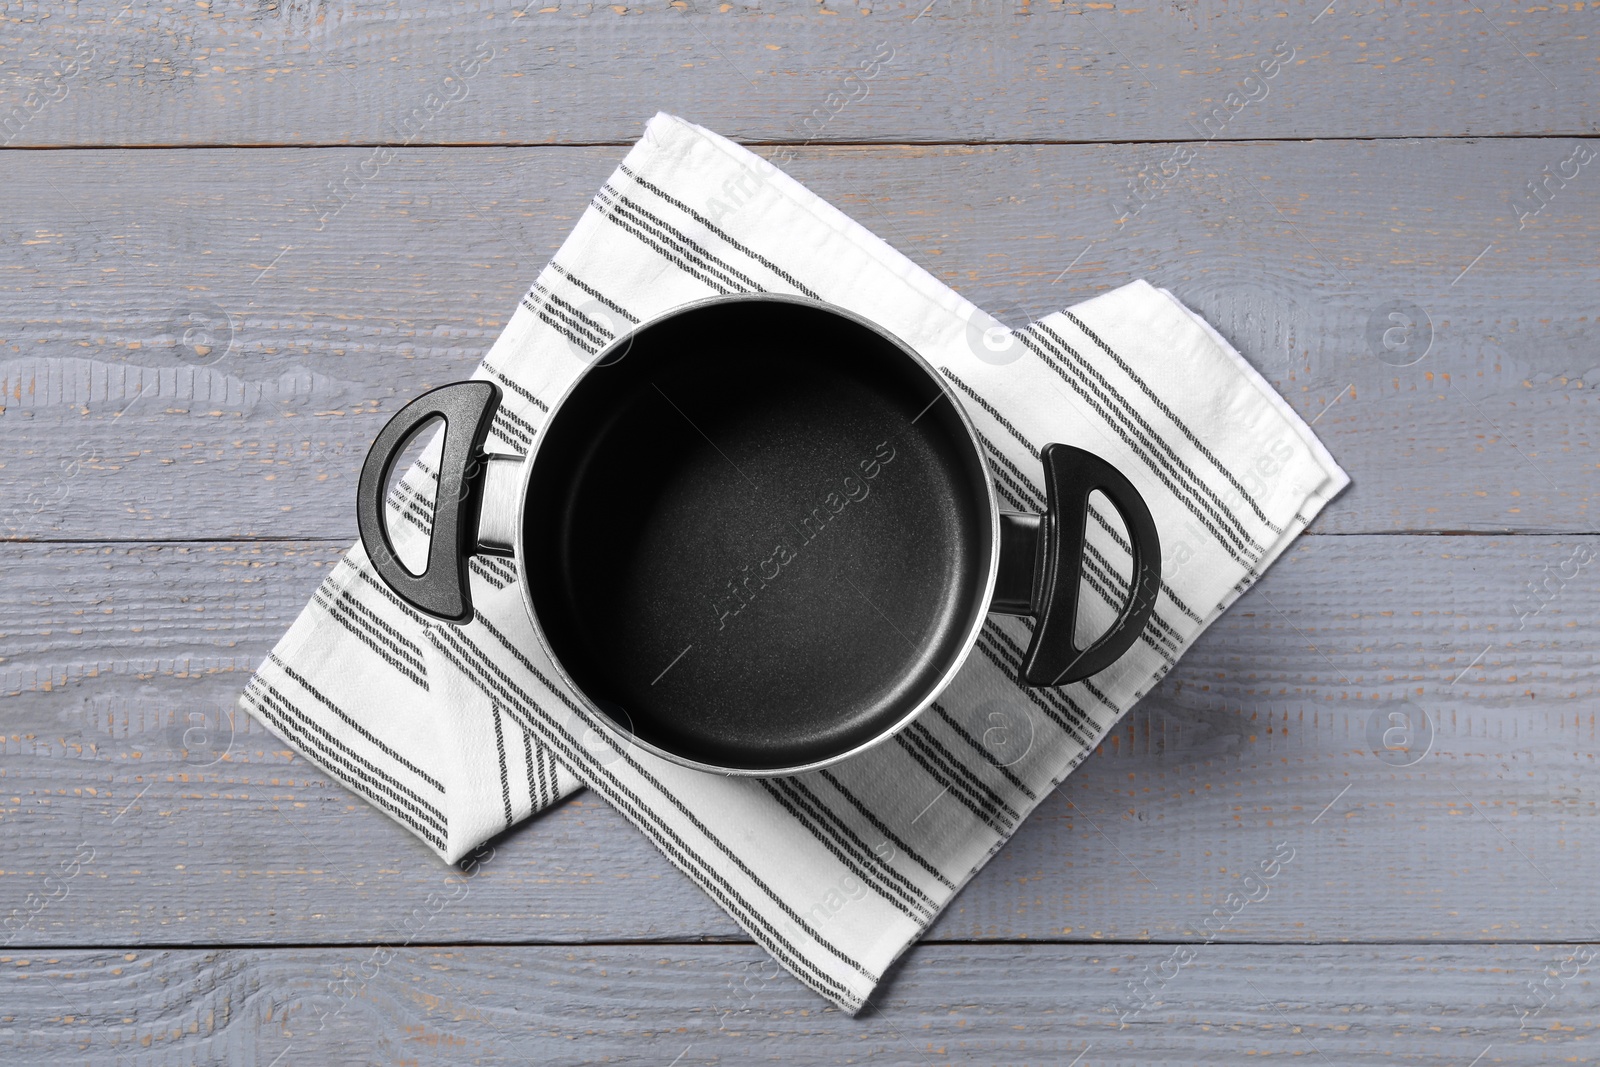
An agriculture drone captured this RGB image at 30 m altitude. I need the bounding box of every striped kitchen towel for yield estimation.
[241,112,1348,1012]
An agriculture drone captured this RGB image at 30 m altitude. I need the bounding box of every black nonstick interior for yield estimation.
[521,298,994,772]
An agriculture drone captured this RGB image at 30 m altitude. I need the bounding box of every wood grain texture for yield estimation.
[1,0,1595,148]
[4,3,1598,1060]
[4,535,1595,946]
[1,943,1593,1065]
[2,139,1597,542]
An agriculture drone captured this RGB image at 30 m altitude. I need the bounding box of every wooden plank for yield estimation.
[2,1,1594,147]
[0,540,739,946]
[2,140,1596,541]
[4,534,1596,946]
[0,943,1590,1064]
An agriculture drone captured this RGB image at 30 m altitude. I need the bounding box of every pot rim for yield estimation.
[501,292,1002,778]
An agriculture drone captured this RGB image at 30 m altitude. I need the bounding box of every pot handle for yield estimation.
[989,443,1161,686]
[356,381,508,623]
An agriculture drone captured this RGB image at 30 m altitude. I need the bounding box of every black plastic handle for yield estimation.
[356,381,502,623]
[991,443,1161,686]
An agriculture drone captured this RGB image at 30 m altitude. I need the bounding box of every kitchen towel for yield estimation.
[240,111,1348,1013]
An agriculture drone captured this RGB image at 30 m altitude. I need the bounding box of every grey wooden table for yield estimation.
[3,2,1597,1063]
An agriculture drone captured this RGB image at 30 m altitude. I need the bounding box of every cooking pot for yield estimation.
[356,295,1160,776]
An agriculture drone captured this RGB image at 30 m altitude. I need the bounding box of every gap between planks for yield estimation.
[3,530,1590,548]
[11,937,1600,951]
[1,133,1595,153]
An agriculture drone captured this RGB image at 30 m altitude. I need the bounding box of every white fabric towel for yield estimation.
[241,112,1348,1013]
